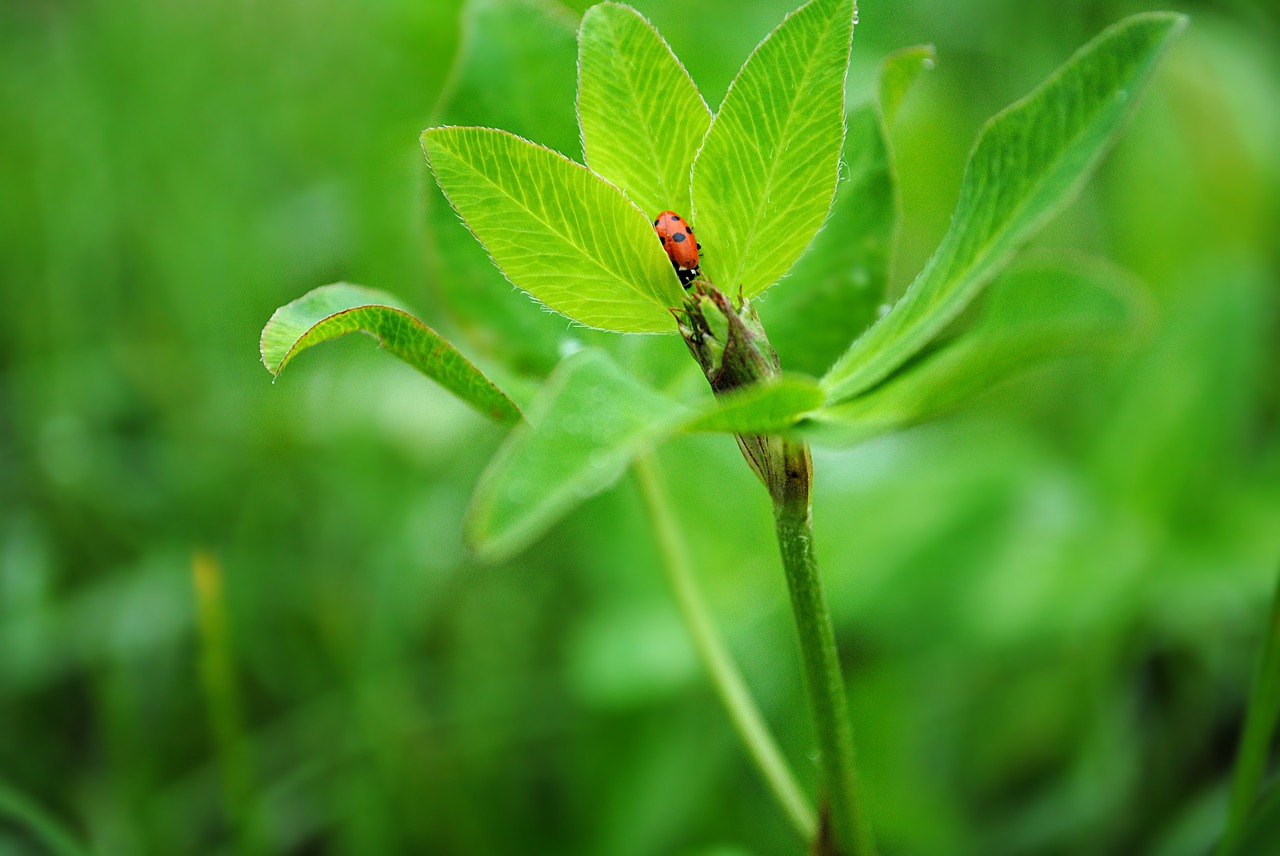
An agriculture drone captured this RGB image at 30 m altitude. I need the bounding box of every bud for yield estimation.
[673,282,780,395]
[673,282,810,506]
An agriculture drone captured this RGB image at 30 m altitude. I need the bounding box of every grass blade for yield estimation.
[1219,567,1280,855]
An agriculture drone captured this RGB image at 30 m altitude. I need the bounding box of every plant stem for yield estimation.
[1218,565,1280,855]
[633,452,817,842]
[671,280,869,852]
[770,438,872,856]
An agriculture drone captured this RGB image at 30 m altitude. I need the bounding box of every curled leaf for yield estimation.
[261,283,521,425]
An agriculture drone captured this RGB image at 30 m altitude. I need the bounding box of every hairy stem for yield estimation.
[633,452,817,841]
[672,280,871,852]
[770,439,872,856]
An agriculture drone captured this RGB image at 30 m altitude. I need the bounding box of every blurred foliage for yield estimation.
[1,0,1277,854]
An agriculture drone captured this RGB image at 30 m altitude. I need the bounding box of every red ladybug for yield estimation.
[653,210,701,287]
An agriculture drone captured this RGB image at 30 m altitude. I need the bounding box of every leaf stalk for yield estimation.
[771,439,871,856]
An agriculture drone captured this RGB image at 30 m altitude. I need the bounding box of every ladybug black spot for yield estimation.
[654,218,661,226]
[673,232,686,243]
[671,214,681,221]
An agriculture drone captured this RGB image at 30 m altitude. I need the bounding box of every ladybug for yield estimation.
[653,210,701,287]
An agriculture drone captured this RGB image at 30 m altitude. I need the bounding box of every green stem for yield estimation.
[1218,566,1280,855]
[633,452,817,842]
[670,278,870,852]
[770,439,872,856]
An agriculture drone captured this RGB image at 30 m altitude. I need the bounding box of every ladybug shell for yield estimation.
[653,210,700,275]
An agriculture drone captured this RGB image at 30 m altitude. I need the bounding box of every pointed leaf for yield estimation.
[760,45,934,376]
[879,45,936,127]
[691,0,855,299]
[805,258,1153,445]
[466,348,686,562]
[261,283,522,425]
[423,126,683,333]
[758,104,893,376]
[823,12,1185,403]
[578,2,712,218]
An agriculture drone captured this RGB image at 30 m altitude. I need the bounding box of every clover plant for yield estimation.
[261,3,1185,853]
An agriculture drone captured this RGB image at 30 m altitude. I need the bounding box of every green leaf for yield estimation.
[691,0,855,299]
[466,348,686,562]
[683,375,825,435]
[822,12,1185,404]
[804,257,1153,445]
[759,44,934,377]
[424,0,589,372]
[466,349,824,561]
[260,283,522,425]
[423,126,684,333]
[578,2,712,219]
[757,104,893,376]
[879,44,936,127]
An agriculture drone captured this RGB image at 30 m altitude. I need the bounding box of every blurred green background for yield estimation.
[1,0,1277,853]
